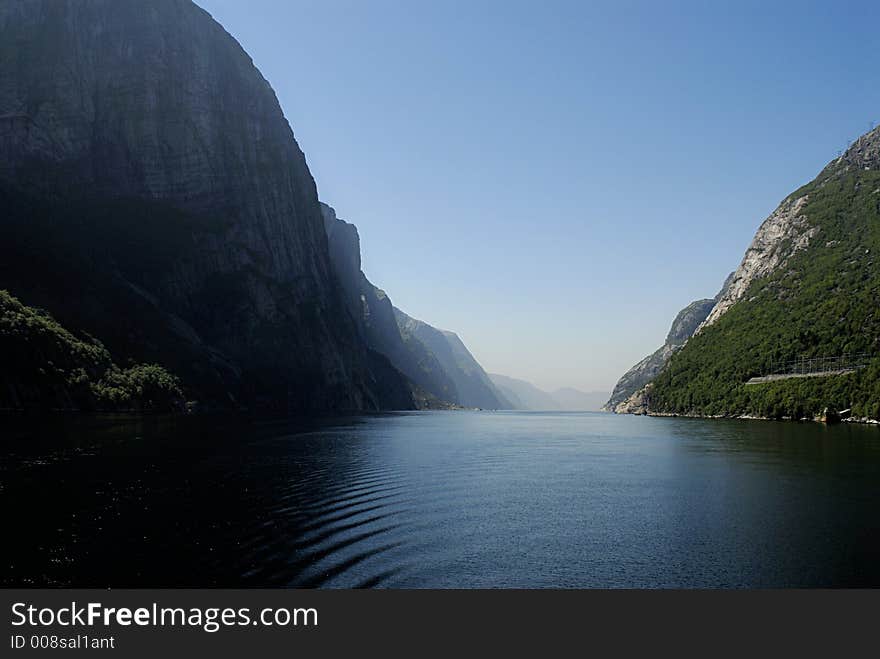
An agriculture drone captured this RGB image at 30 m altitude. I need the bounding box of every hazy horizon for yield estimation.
[197,0,880,393]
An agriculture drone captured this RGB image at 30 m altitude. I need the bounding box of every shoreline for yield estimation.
[635,410,880,426]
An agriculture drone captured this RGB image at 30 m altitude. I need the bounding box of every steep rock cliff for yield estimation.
[698,127,880,332]
[394,309,511,409]
[321,203,451,408]
[0,0,389,410]
[604,295,720,412]
[700,196,815,328]
[321,203,506,409]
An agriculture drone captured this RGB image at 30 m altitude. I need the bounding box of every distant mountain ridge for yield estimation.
[552,387,609,412]
[489,374,608,411]
[489,374,559,410]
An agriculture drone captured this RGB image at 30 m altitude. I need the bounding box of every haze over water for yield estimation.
[3,412,879,588]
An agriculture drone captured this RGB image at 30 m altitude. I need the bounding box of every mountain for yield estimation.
[604,281,730,412]
[321,203,457,407]
[489,374,608,411]
[551,388,609,412]
[0,0,410,411]
[321,202,509,409]
[641,125,880,421]
[488,374,560,410]
[394,309,511,409]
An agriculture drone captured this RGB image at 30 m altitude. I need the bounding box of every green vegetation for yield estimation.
[0,290,184,412]
[0,183,242,405]
[92,364,186,411]
[649,169,880,421]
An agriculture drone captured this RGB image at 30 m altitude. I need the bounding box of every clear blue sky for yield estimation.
[198,0,880,393]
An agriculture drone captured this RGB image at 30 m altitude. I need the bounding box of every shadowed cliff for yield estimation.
[322,203,508,409]
[0,0,411,411]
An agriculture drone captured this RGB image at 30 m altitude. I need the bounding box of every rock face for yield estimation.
[605,344,679,413]
[700,195,815,328]
[829,126,880,174]
[613,385,651,415]
[604,290,726,412]
[394,309,511,409]
[605,297,717,412]
[321,203,452,407]
[698,129,880,333]
[321,203,506,409]
[0,0,395,410]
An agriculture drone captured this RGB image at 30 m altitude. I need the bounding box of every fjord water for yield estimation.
[3,412,880,588]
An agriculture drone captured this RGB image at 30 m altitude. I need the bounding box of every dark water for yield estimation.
[2,411,880,588]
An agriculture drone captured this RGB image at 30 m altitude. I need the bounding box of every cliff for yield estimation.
[700,197,815,328]
[321,203,509,409]
[0,0,398,411]
[394,309,511,409]
[321,203,451,408]
[604,292,724,412]
[646,125,880,420]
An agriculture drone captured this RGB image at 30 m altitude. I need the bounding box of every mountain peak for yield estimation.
[827,124,880,176]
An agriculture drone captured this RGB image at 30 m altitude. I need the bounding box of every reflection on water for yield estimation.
[2,411,879,587]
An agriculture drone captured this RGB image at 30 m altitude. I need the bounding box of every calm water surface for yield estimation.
[2,411,879,587]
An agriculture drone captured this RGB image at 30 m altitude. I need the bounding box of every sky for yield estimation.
[198,0,880,393]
